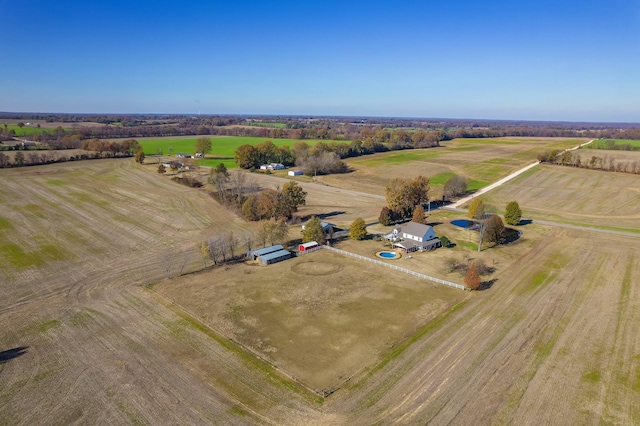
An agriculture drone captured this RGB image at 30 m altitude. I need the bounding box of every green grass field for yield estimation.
[593,139,640,149]
[349,149,442,167]
[140,136,342,168]
[5,125,52,136]
[139,136,334,157]
[244,122,286,128]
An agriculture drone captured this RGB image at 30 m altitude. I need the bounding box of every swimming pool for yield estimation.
[376,251,401,259]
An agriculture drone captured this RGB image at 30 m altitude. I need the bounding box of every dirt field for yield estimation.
[480,164,640,232]
[1,154,639,424]
[155,249,468,390]
[318,137,588,197]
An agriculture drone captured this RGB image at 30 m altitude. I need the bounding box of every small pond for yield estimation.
[376,251,401,260]
[451,219,478,230]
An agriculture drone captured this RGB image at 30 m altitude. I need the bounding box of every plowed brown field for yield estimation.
[1,157,639,424]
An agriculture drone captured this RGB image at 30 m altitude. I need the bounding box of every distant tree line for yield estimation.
[0,138,142,168]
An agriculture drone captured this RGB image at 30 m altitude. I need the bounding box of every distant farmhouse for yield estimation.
[385,222,441,252]
[288,170,303,176]
[260,163,285,171]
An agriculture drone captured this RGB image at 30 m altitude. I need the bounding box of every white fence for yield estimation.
[321,245,467,291]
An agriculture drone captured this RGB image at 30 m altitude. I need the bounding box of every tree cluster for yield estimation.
[234,140,295,169]
[241,181,307,221]
[379,176,430,224]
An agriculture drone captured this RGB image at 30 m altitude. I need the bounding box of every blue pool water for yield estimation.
[379,251,398,259]
[451,219,476,229]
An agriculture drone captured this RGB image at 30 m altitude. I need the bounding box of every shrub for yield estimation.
[504,201,522,226]
[440,235,451,248]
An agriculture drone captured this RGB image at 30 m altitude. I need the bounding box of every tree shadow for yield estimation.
[427,221,443,227]
[478,279,497,291]
[518,219,533,226]
[0,346,28,364]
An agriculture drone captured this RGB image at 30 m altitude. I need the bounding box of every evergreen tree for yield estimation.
[504,201,522,225]
[302,216,326,244]
[349,217,367,240]
[468,198,485,219]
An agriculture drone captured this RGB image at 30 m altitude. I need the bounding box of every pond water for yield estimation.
[451,219,477,229]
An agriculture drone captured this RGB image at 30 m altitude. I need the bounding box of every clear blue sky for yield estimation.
[1,0,638,122]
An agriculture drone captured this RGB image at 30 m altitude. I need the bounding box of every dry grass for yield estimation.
[156,249,468,390]
[479,164,640,231]
[318,137,588,197]
[2,148,640,425]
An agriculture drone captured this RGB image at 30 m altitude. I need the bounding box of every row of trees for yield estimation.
[234,140,295,169]
[538,149,640,174]
[200,220,290,267]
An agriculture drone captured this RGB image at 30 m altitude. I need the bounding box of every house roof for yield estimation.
[259,249,291,262]
[302,220,334,231]
[402,221,433,238]
[249,245,284,257]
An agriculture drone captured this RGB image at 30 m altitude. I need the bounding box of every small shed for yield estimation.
[288,170,303,176]
[259,249,292,265]
[246,245,284,260]
[299,241,318,252]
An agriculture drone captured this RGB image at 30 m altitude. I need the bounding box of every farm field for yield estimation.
[1,152,640,424]
[318,137,588,197]
[155,249,468,390]
[593,138,640,148]
[131,135,336,167]
[577,148,640,163]
[479,164,640,232]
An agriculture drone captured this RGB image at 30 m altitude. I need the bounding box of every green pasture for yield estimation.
[593,139,640,149]
[245,122,286,128]
[139,136,334,157]
[429,172,455,186]
[349,149,441,167]
[463,162,510,183]
[4,125,51,136]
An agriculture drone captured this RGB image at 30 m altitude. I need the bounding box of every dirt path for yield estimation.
[449,139,595,208]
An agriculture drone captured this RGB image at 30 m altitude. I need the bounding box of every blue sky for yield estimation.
[0,0,638,122]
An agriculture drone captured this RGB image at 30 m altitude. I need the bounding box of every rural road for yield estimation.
[447,139,595,209]
[248,173,386,201]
